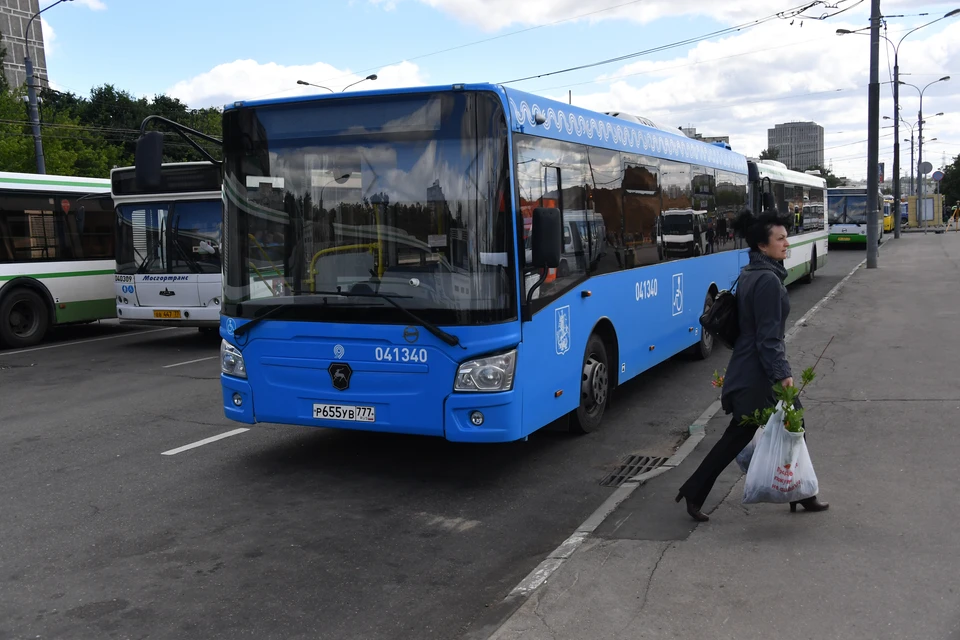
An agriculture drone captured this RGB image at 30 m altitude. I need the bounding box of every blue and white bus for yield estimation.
[188,84,754,442]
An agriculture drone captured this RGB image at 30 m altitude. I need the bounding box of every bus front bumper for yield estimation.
[220,373,525,442]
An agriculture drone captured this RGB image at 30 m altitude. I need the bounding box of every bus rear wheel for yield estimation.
[687,291,715,360]
[570,334,609,434]
[0,288,49,348]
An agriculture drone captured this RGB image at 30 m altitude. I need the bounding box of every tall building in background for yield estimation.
[767,121,824,171]
[0,0,47,90]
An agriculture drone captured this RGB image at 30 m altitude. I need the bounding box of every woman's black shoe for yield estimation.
[790,496,830,513]
[676,491,710,522]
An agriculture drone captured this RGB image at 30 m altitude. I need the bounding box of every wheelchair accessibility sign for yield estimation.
[671,274,683,316]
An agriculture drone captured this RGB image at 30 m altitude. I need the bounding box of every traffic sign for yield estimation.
[933,170,945,182]
[920,161,934,175]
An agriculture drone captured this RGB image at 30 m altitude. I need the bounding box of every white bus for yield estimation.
[0,171,115,348]
[827,186,883,246]
[748,159,828,284]
[112,162,223,330]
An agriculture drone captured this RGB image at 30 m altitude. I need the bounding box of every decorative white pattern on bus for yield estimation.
[508,99,745,172]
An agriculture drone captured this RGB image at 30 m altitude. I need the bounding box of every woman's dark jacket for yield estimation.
[720,251,792,420]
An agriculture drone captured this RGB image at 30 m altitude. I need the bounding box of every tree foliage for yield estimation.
[940,154,960,210]
[759,147,780,161]
[0,82,221,178]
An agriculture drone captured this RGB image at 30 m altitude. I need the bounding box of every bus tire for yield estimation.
[570,333,609,434]
[0,287,49,348]
[802,249,817,284]
[687,291,715,360]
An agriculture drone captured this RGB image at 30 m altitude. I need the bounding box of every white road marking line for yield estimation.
[161,429,250,456]
[0,327,181,357]
[163,356,218,369]
[499,256,868,606]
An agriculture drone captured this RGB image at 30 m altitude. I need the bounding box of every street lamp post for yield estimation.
[900,77,950,228]
[23,0,73,174]
[837,8,960,238]
[296,79,333,92]
[341,74,378,93]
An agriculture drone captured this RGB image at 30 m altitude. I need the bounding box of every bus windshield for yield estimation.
[116,200,222,275]
[221,91,514,325]
[661,214,693,234]
[828,195,868,225]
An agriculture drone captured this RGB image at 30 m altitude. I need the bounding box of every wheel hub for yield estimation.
[581,356,608,410]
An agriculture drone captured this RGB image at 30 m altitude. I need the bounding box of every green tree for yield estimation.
[806,165,845,188]
[759,147,780,161]
[940,154,960,211]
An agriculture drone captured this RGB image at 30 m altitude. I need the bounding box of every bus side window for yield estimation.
[587,148,625,276]
[622,160,661,268]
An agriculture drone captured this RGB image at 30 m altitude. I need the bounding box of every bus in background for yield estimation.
[112,162,223,331]
[827,186,883,246]
[136,84,751,442]
[0,171,114,348]
[747,159,828,284]
[882,195,895,233]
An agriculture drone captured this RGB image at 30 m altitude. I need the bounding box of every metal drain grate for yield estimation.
[600,454,669,487]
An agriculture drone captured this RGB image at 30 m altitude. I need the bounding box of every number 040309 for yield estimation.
[375,347,428,362]
[635,279,658,301]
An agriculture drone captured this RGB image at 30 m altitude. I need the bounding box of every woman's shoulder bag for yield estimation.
[699,276,740,349]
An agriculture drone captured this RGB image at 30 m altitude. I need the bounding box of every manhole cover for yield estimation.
[600,454,669,487]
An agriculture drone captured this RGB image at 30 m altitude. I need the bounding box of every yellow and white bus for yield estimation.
[0,171,114,348]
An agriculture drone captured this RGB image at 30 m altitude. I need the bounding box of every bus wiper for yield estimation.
[314,289,462,348]
[172,215,202,274]
[232,299,330,338]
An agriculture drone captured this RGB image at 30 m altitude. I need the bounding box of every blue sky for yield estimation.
[38,0,960,179]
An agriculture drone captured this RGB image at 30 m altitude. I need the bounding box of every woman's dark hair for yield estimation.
[732,209,790,251]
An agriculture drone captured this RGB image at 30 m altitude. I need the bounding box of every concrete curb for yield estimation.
[467,256,867,640]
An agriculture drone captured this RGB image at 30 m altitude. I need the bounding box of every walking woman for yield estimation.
[676,209,829,522]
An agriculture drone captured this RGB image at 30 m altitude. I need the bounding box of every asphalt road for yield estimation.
[0,248,866,640]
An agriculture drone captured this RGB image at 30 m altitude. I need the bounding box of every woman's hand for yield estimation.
[780,377,794,388]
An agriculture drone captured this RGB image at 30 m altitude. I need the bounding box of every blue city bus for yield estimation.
[210,84,750,442]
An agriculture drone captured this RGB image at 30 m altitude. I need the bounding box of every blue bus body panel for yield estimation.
[221,319,524,442]
[517,251,745,436]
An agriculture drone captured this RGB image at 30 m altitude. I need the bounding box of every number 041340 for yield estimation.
[375,347,428,362]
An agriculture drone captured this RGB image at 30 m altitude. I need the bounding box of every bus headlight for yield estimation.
[221,340,247,379]
[455,349,516,392]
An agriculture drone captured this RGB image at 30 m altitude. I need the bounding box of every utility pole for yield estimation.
[892,60,901,238]
[865,0,880,267]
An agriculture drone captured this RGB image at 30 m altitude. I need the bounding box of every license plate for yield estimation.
[153,310,181,319]
[313,403,376,423]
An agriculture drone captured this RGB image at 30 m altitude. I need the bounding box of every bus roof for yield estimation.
[751,160,826,189]
[225,83,749,176]
[0,170,111,194]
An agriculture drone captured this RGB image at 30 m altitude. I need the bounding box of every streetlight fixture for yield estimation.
[297,79,334,92]
[837,7,960,238]
[23,0,73,174]
[341,74,378,93]
[900,76,949,227]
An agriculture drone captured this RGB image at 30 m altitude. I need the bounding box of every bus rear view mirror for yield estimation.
[531,207,562,269]
[135,131,164,190]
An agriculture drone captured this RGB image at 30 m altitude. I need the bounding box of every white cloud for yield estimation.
[376,0,847,32]
[167,59,428,109]
[545,18,960,179]
[39,18,55,55]
[74,0,107,10]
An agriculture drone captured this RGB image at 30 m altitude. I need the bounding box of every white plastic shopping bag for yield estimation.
[742,403,819,504]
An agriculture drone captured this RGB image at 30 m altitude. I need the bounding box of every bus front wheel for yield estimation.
[571,333,609,434]
[0,288,49,348]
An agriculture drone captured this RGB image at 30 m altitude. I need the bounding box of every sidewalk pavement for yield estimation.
[485,233,960,640]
